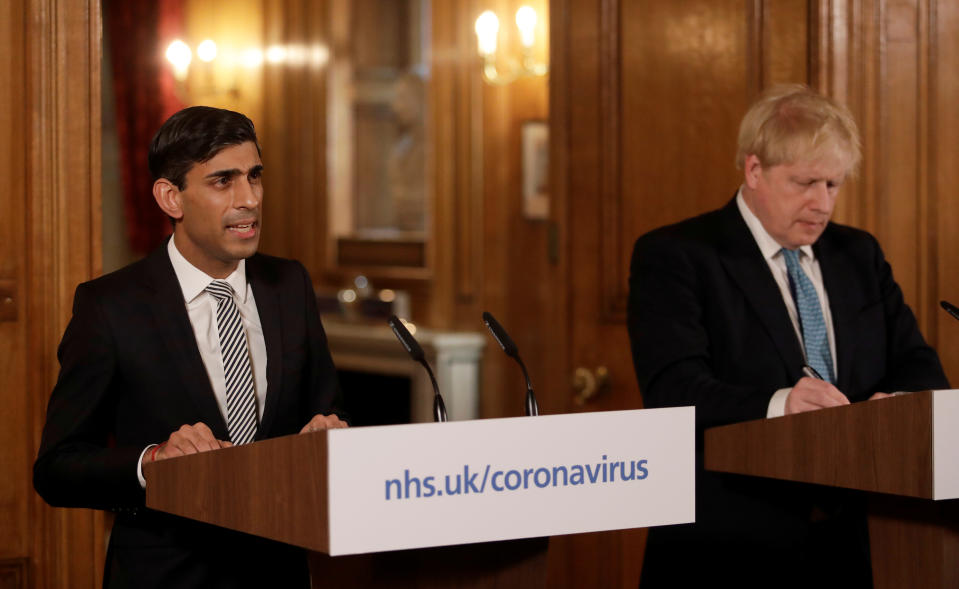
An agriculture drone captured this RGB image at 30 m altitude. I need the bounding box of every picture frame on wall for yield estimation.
[521,120,550,220]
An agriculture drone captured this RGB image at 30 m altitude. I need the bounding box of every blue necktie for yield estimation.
[781,248,835,383]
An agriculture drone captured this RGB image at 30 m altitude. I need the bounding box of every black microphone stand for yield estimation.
[388,315,448,422]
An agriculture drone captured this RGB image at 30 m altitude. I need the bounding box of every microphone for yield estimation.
[941,300,959,321]
[387,315,447,422]
[482,311,539,416]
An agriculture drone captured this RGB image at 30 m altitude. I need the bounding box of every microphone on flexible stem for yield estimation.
[482,311,540,417]
[387,315,447,422]
[941,300,959,321]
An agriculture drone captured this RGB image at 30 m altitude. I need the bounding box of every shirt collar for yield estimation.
[736,188,815,262]
[167,236,248,304]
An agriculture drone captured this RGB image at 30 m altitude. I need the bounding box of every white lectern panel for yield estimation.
[326,407,694,555]
[933,389,959,500]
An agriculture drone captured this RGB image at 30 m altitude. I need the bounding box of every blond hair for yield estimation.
[736,84,861,175]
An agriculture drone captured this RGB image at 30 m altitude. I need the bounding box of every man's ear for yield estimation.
[743,154,763,189]
[153,178,184,220]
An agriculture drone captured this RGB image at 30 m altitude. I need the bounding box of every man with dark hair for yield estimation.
[629,86,948,587]
[34,106,346,588]
[148,106,262,191]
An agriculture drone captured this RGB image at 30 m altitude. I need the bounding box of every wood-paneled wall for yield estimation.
[2,1,105,588]
[257,0,555,420]
[447,0,556,418]
[932,1,959,373]
[4,1,959,587]
[817,0,959,383]
[547,0,959,586]
[258,0,330,276]
[549,0,959,412]
[0,0,30,585]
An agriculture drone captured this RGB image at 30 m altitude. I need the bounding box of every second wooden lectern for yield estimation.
[704,389,959,589]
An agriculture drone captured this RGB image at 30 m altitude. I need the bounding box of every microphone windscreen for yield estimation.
[482,311,519,357]
[388,315,426,362]
[940,300,959,320]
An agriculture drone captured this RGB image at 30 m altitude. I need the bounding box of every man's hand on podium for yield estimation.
[300,413,349,433]
[152,422,232,463]
[785,377,850,414]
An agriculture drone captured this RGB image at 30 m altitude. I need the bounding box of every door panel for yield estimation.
[547,1,810,586]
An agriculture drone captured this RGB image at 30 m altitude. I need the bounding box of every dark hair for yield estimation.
[148,106,261,190]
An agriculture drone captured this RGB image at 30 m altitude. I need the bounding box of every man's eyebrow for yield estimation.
[204,164,263,179]
[205,168,242,179]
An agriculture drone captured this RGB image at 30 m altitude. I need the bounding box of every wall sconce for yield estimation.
[474,6,548,85]
[165,38,246,98]
[164,39,329,100]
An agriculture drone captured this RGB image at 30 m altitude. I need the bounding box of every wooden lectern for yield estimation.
[704,390,959,589]
[144,430,546,588]
[143,408,695,588]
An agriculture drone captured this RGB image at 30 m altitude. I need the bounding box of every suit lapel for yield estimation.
[813,232,856,393]
[715,200,806,383]
[247,256,283,439]
[144,242,229,439]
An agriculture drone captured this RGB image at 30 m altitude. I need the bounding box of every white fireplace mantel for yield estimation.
[322,320,486,422]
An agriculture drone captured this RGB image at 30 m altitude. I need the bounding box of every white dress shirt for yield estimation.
[735,190,837,417]
[137,237,269,487]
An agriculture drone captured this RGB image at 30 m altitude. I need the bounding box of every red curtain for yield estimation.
[105,0,184,255]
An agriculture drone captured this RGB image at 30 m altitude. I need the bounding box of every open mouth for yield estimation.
[227,220,258,238]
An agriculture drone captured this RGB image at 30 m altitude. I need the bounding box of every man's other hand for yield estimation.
[153,422,232,462]
[785,377,850,414]
[300,413,349,433]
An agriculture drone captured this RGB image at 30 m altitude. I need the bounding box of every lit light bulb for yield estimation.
[197,39,217,63]
[265,45,287,64]
[311,44,330,67]
[515,6,537,48]
[165,40,192,79]
[474,10,499,57]
[241,48,264,68]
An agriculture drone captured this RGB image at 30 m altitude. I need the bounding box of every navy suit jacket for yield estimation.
[34,240,343,588]
[628,198,948,586]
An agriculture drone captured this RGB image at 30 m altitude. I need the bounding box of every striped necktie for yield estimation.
[781,248,835,383]
[205,280,258,445]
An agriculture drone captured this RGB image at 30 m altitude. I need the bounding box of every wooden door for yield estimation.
[545,0,811,586]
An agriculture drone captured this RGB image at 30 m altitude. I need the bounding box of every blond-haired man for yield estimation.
[628,85,947,587]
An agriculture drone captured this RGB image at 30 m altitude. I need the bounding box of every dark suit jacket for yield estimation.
[627,198,948,587]
[34,241,343,588]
